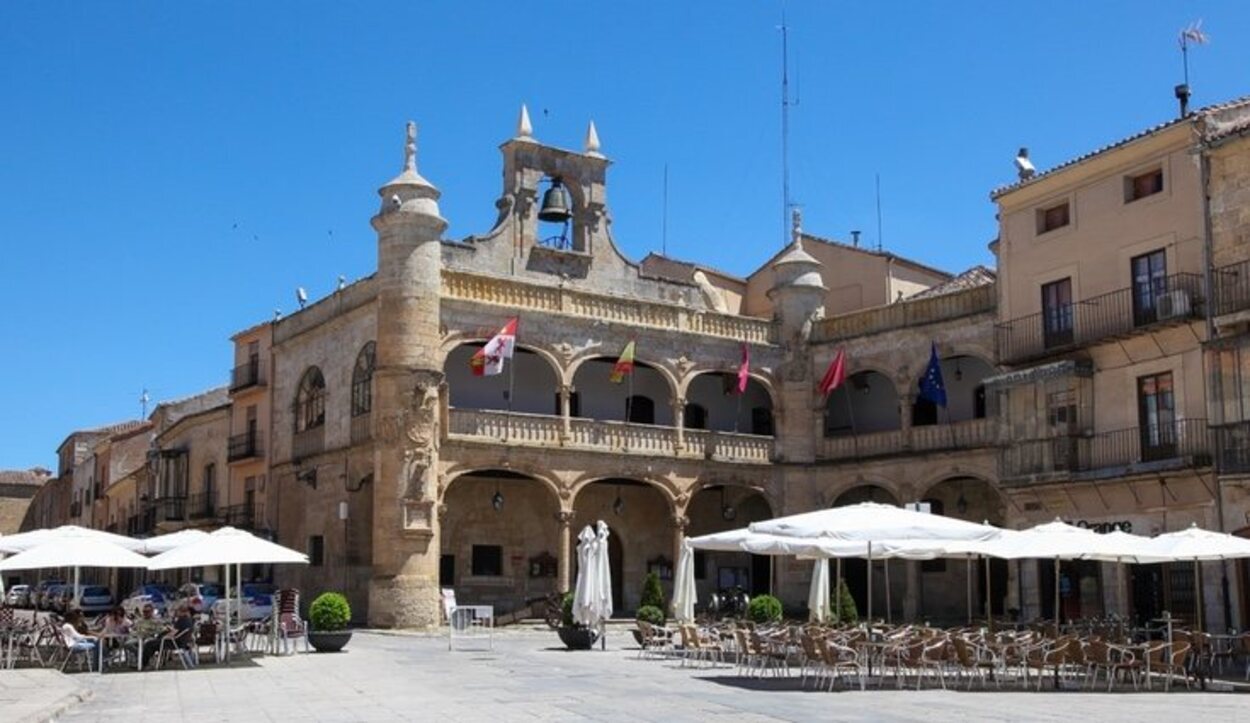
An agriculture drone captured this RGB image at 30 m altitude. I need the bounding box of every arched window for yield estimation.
[683,403,707,430]
[352,342,376,417]
[295,367,326,432]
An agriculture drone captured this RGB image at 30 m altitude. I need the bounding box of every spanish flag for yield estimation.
[609,341,636,383]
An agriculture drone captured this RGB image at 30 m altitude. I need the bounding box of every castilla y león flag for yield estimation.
[470,317,518,377]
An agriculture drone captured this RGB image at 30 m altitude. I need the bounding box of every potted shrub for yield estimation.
[308,592,353,652]
[746,594,782,624]
[831,578,859,625]
[632,572,667,645]
[556,592,599,650]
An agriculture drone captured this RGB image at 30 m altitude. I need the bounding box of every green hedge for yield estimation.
[309,592,351,631]
[747,594,782,623]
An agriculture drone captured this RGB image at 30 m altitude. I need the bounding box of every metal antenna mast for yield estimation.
[662,163,669,256]
[140,388,150,418]
[780,13,792,248]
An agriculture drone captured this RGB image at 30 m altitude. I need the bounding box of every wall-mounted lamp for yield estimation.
[613,484,625,516]
[956,482,968,515]
[492,480,504,512]
[720,486,737,521]
[297,468,318,490]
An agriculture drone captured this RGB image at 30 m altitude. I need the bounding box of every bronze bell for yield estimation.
[537,179,573,223]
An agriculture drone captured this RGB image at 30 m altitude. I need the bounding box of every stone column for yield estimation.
[672,396,686,451]
[558,384,572,443]
[556,509,573,593]
[367,123,449,629]
[900,390,915,449]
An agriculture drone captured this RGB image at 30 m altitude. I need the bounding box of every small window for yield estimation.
[1046,390,1076,428]
[471,545,503,576]
[1036,201,1070,234]
[308,536,324,567]
[1126,168,1164,202]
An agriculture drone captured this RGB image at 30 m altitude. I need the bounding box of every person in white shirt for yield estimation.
[61,610,100,670]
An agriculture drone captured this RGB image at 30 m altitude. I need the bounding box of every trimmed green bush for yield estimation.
[309,592,351,631]
[636,604,665,626]
[747,594,782,623]
[640,572,665,610]
[831,578,858,625]
[561,592,575,627]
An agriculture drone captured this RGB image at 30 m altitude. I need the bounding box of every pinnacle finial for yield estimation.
[516,104,533,139]
[791,207,803,248]
[404,121,417,173]
[584,120,602,156]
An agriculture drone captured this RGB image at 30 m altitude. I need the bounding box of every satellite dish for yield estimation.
[1014,147,1036,180]
[337,275,346,292]
[297,287,308,309]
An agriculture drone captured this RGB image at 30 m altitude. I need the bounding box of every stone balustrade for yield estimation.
[812,283,995,343]
[819,418,997,461]
[447,408,773,464]
[442,270,775,345]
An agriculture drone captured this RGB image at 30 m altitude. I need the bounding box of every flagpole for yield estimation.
[506,315,518,441]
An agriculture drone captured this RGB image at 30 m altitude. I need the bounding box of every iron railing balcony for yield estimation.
[1213,420,1250,474]
[222,501,262,530]
[228,430,263,462]
[229,358,265,392]
[996,273,1204,365]
[1000,418,1212,481]
[1212,259,1250,318]
[187,491,217,520]
[147,496,187,522]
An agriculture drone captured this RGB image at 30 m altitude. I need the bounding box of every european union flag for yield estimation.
[918,342,947,408]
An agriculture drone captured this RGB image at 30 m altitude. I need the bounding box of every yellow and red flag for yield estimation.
[609,341,636,383]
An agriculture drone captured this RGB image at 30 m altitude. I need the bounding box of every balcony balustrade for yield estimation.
[1213,420,1250,474]
[228,430,263,462]
[442,270,775,345]
[817,418,996,461]
[350,414,372,445]
[221,501,261,529]
[997,273,1204,365]
[187,491,216,520]
[1000,419,1211,482]
[813,284,996,343]
[292,427,325,461]
[229,358,265,391]
[446,408,773,464]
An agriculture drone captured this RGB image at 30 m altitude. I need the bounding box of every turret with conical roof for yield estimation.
[768,209,827,343]
[368,121,447,629]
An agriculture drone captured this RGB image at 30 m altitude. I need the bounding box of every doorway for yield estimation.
[609,532,623,613]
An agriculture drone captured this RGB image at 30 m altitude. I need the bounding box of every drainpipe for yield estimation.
[1198,137,1232,630]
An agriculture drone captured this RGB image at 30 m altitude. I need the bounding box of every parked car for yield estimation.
[176,582,224,614]
[5,584,30,607]
[42,583,68,611]
[69,585,113,613]
[32,579,65,610]
[212,582,277,621]
[122,583,177,617]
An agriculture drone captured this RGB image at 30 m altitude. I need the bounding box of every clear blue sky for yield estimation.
[2,2,1247,470]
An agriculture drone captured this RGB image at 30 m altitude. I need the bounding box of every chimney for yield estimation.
[1175,84,1191,117]
[850,230,861,248]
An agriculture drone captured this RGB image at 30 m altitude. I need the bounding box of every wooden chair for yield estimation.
[1148,641,1192,691]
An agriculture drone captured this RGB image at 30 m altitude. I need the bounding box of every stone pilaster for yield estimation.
[556,509,574,593]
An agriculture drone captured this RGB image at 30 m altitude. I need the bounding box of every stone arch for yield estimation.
[294,366,326,433]
[443,340,562,416]
[677,366,779,408]
[681,369,776,434]
[685,478,779,519]
[910,352,996,426]
[439,333,565,382]
[568,473,679,511]
[567,354,678,426]
[825,368,903,436]
[440,465,566,507]
[566,352,680,399]
[918,472,1007,524]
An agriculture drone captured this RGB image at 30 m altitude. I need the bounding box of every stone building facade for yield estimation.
[28,98,1250,631]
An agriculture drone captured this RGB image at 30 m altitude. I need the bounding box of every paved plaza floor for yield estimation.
[15,629,1246,722]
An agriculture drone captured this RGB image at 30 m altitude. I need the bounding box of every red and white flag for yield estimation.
[470,317,518,377]
[818,349,847,398]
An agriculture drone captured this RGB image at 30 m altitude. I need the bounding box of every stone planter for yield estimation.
[557,626,598,650]
[309,629,353,653]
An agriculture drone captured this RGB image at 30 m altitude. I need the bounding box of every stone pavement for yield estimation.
[0,668,90,723]
[26,629,1247,722]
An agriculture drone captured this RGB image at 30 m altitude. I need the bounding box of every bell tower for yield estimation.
[368,122,448,628]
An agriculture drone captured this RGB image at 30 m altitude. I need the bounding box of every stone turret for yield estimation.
[768,209,827,343]
[368,122,448,628]
[768,210,827,465]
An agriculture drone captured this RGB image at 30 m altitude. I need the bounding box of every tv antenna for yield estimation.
[778,11,796,248]
[139,388,150,418]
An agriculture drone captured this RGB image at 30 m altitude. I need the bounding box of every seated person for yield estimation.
[170,605,198,667]
[127,604,169,668]
[102,606,132,636]
[60,610,100,669]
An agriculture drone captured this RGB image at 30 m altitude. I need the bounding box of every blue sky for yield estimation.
[2,2,1247,469]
